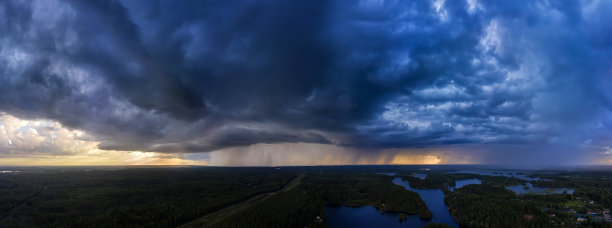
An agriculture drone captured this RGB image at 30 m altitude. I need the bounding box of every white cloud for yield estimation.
[466,0,483,14]
[0,113,206,166]
[432,0,448,22]
[479,19,502,54]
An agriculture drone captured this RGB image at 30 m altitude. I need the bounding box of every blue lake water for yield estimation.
[506,182,574,195]
[375,172,426,179]
[326,206,429,228]
[413,173,427,179]
[447,171,571,195]
[392,177,459,227]
[446,170,545,181]
[377,172,397,176]
[450,178,481,191]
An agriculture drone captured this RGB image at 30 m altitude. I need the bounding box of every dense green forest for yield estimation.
[1,166,612,227]
[446,184,548,227]
[210,184,325,228]
[0,167,296,227]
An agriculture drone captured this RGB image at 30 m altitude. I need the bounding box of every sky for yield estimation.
[0,0,611,166]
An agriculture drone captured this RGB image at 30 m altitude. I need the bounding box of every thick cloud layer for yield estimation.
[0,0,611,163]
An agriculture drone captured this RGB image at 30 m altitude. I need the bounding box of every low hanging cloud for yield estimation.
[0,113,204,165]
[0,0,612,164]
[203,143,452,166]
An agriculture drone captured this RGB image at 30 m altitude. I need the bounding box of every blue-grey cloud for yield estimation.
[0,0,611,163]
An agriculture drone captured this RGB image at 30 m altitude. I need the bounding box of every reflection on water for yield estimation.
[447,170,571,195]
[450,178,481,191]
[0,170,19,174]
[446,170,546,181]
[342,170,569,228]
[326,175,460,228]
[392,177,459,228]
[506,182,574,195]
[376,172,426,179]
[376,172,397,176]
[325,206,429,228]
[412,173,427,179]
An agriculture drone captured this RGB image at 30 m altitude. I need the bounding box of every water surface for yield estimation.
[326,206,429,228]
[377,172,397,176]
[412,173,427,179]
[506,182,574,195]
[446,170,545,181]
[392,177,459,227]
[450,178,481,191]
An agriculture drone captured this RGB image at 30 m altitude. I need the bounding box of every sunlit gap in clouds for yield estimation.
[0,113,206,166]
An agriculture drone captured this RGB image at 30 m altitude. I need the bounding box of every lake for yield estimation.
[446,170,545,181]
[447,170,572,195]
[506,182,574,195]
[412,173,427,179]
[450,178,481,191]
[326,206,429,228]
[376,172,397,176]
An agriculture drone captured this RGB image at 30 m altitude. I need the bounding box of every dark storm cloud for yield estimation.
[0,0,611,162]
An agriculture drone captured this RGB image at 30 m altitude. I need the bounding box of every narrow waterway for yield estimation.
[392,177,459,227]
